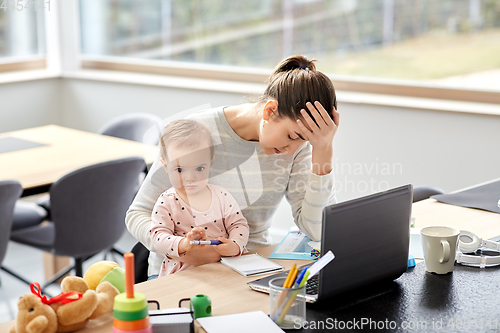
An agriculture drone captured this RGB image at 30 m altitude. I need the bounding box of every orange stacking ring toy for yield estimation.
[113,253,153,333]
[113,317,150,331]
[112,327,152,333]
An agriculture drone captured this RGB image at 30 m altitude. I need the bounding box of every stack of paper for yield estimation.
[220,254,283,277]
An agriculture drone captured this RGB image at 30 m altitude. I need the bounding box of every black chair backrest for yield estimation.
[98,113,163,145]
[131,241,150,284]
[50,157,145,258]
[0,181,23,264]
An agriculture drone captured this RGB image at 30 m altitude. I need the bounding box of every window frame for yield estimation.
[81,56,500,105]
[0,56,46,73]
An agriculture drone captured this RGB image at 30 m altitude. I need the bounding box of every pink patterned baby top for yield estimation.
[151,184,249,276]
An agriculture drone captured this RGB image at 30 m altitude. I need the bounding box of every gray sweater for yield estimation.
[125,106,337,276]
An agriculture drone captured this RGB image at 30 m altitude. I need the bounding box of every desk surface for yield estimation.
[0,246,303,332]
[2,189,500,332]
[0,125,158,192]
[412,197,500,239]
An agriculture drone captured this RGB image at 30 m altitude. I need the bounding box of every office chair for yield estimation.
[35,114,162,258]
[98,112,163,145]
[9,157,146,291]
[37,113,162,210]
[98,113,162,259]
[3,201,49,286]
[12,201,48,230]
[413,186,445,202]
[0,180,26,287]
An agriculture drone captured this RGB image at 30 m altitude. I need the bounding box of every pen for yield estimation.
[189,240,222,245]
[294,267,308,287]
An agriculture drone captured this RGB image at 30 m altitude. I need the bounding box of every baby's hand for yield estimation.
[187,227,206,242]
[213,237,240,257]
[180,227,206,253]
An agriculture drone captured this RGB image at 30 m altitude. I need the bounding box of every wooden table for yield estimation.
[0,245,304,332]
[2,186,500,332]
[0,124,158,196]
[0,124,159,279]
[139,194,500,316]
[412,198,500,239]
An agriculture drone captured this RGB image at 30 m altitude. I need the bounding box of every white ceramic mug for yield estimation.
[421,226,460,274]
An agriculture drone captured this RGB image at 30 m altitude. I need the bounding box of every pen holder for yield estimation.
[269,277,306,329]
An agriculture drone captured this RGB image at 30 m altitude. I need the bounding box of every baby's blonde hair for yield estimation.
[159,119,215,162]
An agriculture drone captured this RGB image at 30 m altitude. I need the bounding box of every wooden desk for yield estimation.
[2,193,500,332]
[135,246,302,316]
[412,198,500,239]
[0,124,159,278]
[0,246,306,332]
[412,177,500,238]
[0,125,158,196]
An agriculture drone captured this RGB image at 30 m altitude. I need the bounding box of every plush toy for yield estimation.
[83,260,125,293]
[51,276,119,332]
[9,293,58,333]
[10,276,119,333]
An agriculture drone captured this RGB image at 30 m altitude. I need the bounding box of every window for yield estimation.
[0,2,46,72]
[79,0,500,98]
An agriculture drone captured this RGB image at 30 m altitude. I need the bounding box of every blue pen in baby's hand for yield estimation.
[189,240,222,245]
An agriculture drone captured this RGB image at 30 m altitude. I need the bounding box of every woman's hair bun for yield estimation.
[271,55,316,76]
[260,54,336,121]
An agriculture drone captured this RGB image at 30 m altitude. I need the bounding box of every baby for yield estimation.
[150,119,249,276]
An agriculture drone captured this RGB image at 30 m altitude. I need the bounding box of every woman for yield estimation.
[126,54,340,278]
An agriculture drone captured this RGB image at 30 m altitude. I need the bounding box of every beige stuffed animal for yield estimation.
[9,293,58,333]
[10,276,119,333]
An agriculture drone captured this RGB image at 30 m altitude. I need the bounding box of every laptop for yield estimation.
[248,184,413,303]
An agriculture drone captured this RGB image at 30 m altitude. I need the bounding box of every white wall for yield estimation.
[0,78,61,132]
[60,79,249,132]
[2,77,499,240]
[272,102,500,238]
[57,78,500,197]
[335,103,500,199]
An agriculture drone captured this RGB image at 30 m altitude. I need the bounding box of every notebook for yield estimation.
[248,184,413,303]
[431,179,500,214]
[220,253,283,277]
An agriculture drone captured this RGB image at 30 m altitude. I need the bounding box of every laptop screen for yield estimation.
[318,184,412,300]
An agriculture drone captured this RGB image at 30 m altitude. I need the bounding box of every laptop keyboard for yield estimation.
[306,274,319,295]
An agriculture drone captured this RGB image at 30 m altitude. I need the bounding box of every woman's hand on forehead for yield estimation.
[296,101,339,149]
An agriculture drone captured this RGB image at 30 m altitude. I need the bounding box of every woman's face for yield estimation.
[259,101,310,156]
[259,115,308,156]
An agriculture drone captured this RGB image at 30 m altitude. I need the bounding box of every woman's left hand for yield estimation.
[297,101,339,150]
[297,101,339,175]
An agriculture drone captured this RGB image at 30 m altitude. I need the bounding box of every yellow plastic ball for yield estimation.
[83,261,120,290]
